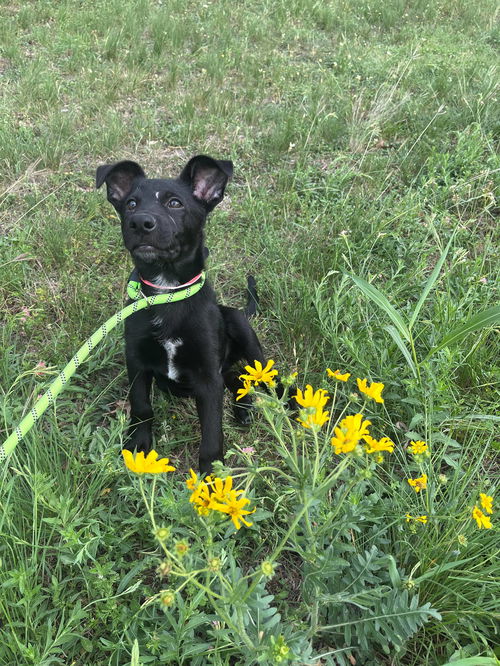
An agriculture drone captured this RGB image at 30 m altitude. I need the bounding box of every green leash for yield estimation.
[0,272,206,462]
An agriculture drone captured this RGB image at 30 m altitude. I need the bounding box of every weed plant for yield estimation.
[0,0,499,664]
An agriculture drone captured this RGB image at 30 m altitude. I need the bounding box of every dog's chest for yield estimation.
[149,314,185,381]
[162,337,183,381]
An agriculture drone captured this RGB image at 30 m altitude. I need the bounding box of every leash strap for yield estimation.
[0,274,206,462]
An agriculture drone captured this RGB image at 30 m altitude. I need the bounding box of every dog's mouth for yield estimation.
[132,243,180,262]
[132,244,158,261]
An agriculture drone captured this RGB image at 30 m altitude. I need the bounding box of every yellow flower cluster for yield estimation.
[294,385,330,429]
[326,368,385,404]
[187,471,255,530]
[364,435,395,454]
[331,413,371,454]
[472,493,494,529]
[407,474,427,493]
[326,368,351,382]
[356,378,385,404]
[329,413,394,461]
[405,514,428,524]
[237,359,278,401]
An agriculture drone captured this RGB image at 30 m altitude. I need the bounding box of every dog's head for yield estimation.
[96,155,233,266]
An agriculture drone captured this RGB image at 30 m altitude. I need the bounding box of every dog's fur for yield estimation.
[96,155,264,474]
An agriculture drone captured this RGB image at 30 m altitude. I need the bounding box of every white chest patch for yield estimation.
[163,338,183,381]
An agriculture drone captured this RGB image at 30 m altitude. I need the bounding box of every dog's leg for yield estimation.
[223,368,254,425]
[124,358,154,453]
[220,307,266,422]
[222,307,265,366]
[195,376,224,475]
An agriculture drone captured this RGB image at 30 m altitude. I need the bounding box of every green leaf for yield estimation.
[427,305,500,358]
[414,557,474,583]
[130,639,141,666]
[409,232,456,329]
[348,274,410,342]
[384,325,417,377]
[385,555,401,588]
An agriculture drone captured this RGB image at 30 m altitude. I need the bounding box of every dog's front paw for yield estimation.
[233,402,253,426]
[123,423,153,453]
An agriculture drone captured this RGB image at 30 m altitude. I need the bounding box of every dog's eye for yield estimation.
[127,200,137,210]
[167,198,183,209]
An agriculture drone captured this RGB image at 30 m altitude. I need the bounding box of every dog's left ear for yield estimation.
[179,155,233,211]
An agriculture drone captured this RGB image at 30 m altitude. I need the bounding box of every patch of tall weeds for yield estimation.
[118,360,497,665]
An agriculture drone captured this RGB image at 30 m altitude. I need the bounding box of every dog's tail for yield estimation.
[244,275,259,317]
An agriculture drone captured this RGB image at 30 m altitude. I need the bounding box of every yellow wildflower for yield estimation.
[294,384,330,429]
[239,359,278,387]
[409,440,428,455]
[327,368,351,382]
[331,413,371,454]
[480,493,493,515]
[357,378,385,404]
[210,490,255,530]
[472,506,492,529]
[363,435,395,454]
[236,378,252,401]
[186,468,199,491]
[407,474,428,493]
[122,449,175,474]
[210,475,243,503]
[405,514,428,524]
[188,474,255,529]
[189,481,213,516]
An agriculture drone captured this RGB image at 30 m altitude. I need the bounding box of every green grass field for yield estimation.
[0,1,499,664]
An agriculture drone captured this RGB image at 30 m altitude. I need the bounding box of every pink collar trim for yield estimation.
[140,272,203,291]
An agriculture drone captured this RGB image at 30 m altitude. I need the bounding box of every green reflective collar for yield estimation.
[127,270,206,302]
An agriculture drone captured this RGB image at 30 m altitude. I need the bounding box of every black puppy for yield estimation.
[96,155,264,473]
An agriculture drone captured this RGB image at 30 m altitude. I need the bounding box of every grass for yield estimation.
[0,0,499,664]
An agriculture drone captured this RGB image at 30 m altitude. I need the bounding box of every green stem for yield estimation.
[241,497,314,605]
[409,333,422,385]
[253,465,294,482]
[312,428,321,486]
[211,600,255,650]
[315,456,351,496]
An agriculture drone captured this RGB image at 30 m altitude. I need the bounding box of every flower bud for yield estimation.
[208,557,222,573]
[174,540,190,557]
[157,560,172,578]
[159,589,176,607]
[155,526,170,542]
[261,560,275,578]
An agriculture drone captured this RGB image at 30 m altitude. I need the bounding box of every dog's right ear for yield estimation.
[95,161,146,207]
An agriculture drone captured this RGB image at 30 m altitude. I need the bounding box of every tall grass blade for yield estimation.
[409,233,455,330]
[443,657,500,666]
[349,274,411,342]
[427,305,500,358]
[384,325,417,377]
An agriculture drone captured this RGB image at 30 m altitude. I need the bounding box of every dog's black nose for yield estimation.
[129,214,157,233]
